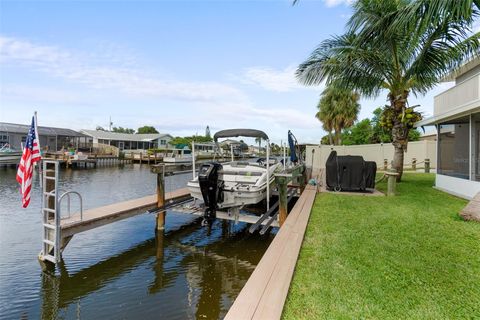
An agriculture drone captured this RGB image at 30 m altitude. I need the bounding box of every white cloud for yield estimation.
[0,36,246,103]
[0,36,322,143]
[239,66,305,92]
[324,0,353,8]
[0,85,85,104]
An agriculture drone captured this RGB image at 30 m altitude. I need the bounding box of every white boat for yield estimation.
[187,129,280,223]
[187,159,281,208]
[163,148,192,163]
[0,144,22,165]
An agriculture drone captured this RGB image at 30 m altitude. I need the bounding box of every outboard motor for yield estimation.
[198,162,224,224]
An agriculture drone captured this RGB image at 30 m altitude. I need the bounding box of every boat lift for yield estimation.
[37,130,307,267]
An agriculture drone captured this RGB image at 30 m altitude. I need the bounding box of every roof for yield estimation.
[416,104,480,127]
[214,129,269,142]
[442,56,480,82]
[0,122,85,137]
[81,129,172,142]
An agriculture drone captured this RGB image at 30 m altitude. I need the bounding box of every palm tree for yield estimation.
[254,137,262,154]
[316,86,360,145]
[296,0,479,181]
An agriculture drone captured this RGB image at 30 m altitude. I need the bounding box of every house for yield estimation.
[416,57,480,199]
[80,130,173,151]
[247,145,265,154]
[0,122,87,151]
[219,139,242,149]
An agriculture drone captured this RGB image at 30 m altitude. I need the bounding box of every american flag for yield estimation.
[16,116,42,208]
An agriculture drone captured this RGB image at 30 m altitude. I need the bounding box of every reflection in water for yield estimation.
[38,218,271,320]
[1,165,274,319]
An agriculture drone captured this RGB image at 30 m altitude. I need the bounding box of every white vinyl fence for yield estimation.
[306,140,436,171]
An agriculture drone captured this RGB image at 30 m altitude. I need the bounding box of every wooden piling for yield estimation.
[412,158,417,171]
[386,169,399,196]
[384,159,388,171]
[277,176,288,227]
[156,165,166,230]
[424,158,430,173]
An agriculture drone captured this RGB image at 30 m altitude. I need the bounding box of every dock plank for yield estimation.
[61,188,190,238]
[224,185,317,320]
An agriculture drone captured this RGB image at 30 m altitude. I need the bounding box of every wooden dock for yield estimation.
[43,153,132,168]
[224,184,317,320]
[39,159,192,265]
[60,188,191,239]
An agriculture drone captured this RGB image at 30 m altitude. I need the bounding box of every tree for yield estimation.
[112,127,135,134]
[205,126,211,139]
[296,0,479,181]
[137,126,159,134]
[96,126,106,131]
[316,86,360,145]
[170,134,213,149]
[342,109,422,145]
[342,119,373,145]
[371,107,392,143]
[255,137,262,153]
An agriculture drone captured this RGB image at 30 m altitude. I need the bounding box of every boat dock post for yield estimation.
[156,165,166,230]
[274,163,306,226]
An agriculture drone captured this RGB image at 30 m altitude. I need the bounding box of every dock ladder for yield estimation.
[39,160,83,265]
[40,160,60,264]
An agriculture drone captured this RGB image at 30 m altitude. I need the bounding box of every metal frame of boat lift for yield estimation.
[185,129,306,231]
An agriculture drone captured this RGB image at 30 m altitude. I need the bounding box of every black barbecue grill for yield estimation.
[325,151,377,192]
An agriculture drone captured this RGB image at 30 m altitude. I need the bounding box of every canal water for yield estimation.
[0,164,274,319]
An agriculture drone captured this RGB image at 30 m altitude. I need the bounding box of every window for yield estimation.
[438,117,470,180]
[0,133,8,146]
[160,139,167,145]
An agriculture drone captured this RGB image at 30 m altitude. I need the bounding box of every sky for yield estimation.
[0,0,455,144]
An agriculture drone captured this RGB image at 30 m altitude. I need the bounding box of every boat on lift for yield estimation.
[187,129,281,223]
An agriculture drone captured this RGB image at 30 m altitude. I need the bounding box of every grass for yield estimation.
[282,173,480,320]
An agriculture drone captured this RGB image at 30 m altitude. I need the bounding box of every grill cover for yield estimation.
[325,151,377,191]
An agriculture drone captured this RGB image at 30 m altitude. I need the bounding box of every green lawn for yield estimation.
[283,173,480,320]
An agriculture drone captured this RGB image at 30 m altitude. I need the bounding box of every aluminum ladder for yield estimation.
[39,160,60,264]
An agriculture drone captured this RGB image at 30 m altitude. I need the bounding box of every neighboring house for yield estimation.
[0,122,87,151]
[80,130,173,150]
[417,57,480,199]
[248,145,265,154]
[219,139,241,148]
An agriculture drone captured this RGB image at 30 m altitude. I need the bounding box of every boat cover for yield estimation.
[214,129,268,141]
[325,151,377,191]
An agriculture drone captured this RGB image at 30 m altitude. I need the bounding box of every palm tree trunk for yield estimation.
[334,129,341,145]
[328,131,333,145]
[390,91,410,182]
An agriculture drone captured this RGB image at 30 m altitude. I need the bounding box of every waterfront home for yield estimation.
[417,57,480,199]
[81,129,173,151]
[0,122,87,151]
[193,142,217,158]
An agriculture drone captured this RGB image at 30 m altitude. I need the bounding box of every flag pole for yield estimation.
[34,111,43,187]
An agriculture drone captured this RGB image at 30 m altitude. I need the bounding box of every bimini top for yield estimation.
[213,129,269,142]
